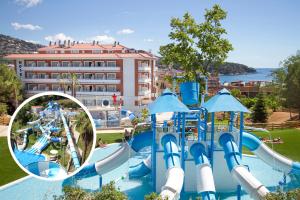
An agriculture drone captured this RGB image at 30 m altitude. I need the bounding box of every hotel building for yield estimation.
[5,41,158,111]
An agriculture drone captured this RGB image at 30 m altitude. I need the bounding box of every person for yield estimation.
[124,128,133,141]
[112,93,117,106]
[97,138,106,148]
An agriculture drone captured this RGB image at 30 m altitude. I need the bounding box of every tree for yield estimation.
[273,51,300,117]
[264,188,300,200]
[159,5,233,81]
[252,93,268,123]
[231,88,242,99]
[0,64,23,114]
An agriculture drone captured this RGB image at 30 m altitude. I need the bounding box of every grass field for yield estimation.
[0,137,27,186]
[96,132,124,144]
[243,128,300,161]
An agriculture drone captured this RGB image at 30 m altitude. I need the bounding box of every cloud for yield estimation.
[25,40,40,44]
[11,22,42,31]
[144,38,154,42]
[15,0,42,8]
[117,28,134,35]
[44,33,74,42]
[90,35,115,44]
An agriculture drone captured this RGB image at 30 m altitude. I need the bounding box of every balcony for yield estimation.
[25,89,121,96]
[138,65,151,72]
[138,90,151,96]
[23,66,120,72]
[138,77,151,83]
[23,77,120,84]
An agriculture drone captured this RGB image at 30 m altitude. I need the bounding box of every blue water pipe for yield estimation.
[210,112,215,170]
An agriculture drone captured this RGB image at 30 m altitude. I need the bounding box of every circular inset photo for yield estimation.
[8,92,96,180]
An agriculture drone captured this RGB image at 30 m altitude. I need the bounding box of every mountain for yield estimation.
[157,58,256,75]
[210,62,256,75]
[0,34,44,57]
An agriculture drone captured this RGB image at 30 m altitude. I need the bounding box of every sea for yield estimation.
[219,68,276,84]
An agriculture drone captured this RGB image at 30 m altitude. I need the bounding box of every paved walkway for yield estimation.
[0,125,8,137]
[96,128,126,134]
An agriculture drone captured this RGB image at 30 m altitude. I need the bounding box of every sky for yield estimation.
[1,0,300,68]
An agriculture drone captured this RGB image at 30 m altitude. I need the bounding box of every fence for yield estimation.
[245,121,300,130]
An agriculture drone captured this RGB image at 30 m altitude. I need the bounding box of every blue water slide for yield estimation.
[60,110,80,169]
[159,134,184,200]
[219,133,269,200]
[129,131,152,152]
[242,131,300,175]
[128,131,152,179]
[190,143,216,200]
[26,161,66,179]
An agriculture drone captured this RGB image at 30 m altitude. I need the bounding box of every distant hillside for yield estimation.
[210,62,256,75]
[157,58,256,75]
[0,34,44,57]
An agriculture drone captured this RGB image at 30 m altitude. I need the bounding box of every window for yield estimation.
[38,84,47,91]
[107,61,116,67]
[75,73,82,79]
[95,73,105,79]
[96,61,105,67]
[93,50,101,54]
[71,50,79,54]
[62,61,70,67]
[83,85,93,92]
[107,85,117,92]
[76,85,82,91]
[61,50,65,54]
[51,61,60,67]
[52,85,60,91]
[47,50,55,54]
[95,85,106,92]
[107,73,116,80]
[37,73,46,79]
[72,61,81,67]
[61,73,70,79]
[84,61,94,67]
[26,61,36,67]
[51,73,59,79]
[84,73,94,79]
[26,72,34,78]
[27,84,37,90]
[37,61,45,67]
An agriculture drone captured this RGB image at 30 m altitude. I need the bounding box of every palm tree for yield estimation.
[57,73,68,93]
[76,112,93,162]
[70,73,79,98]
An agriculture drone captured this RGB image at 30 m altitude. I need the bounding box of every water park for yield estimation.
[0,81,299,199]
[9,95,95,180]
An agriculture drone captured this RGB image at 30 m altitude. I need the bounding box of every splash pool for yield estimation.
[0,143,299,200]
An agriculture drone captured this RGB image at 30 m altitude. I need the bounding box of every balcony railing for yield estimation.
[25,89,121,96]
[138,77,151,83]
[23,77,120,84]
[138,65,151,71]
[138,90,151,96]
[23,66,120,72]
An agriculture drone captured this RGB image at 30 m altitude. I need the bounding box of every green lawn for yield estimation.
[96,133,124,144]
[0,137,27,186]
[243,128,300,161]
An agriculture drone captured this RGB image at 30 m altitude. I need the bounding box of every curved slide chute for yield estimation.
[60,110,80,170]
[243,132,300,175]
[219,133,269,200]
[71,143,131,180]
[190,143,216,200]
[160,134,184,200]
[128,131,152,179]
[16,128,32,151]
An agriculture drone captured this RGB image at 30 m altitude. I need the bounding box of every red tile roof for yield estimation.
[4,53,156,59]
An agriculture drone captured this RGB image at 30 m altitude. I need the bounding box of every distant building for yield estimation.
[5,41,158,111]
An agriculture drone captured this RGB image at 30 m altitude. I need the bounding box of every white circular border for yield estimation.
[7,91,96,181]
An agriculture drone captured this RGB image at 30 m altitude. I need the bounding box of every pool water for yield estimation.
[1,143,299,200]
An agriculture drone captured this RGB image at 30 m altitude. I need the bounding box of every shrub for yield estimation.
[264,189,300,200]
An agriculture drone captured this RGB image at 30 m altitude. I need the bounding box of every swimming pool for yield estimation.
[1,143,299,200]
